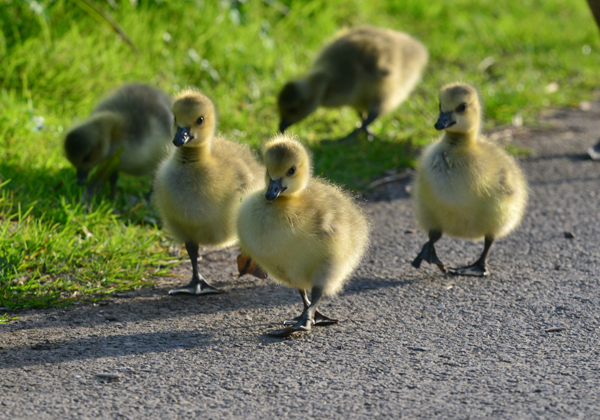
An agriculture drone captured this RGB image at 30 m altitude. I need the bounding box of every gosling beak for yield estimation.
[76,168,88,186]
[278,120,291,134]
[173,126,193,147]
[435,112,456,130]
[266,178,286,201]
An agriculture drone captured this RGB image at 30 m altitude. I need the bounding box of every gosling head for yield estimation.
[64,113,115,185]
[171,89,216,148]
[277,80,320,133]
[435,83,481,135]
[262,134,312,201]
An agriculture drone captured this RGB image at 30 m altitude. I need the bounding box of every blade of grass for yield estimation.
[69,0,139,54]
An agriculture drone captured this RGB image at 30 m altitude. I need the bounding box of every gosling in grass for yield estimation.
[154,89,264,295]
[277,26,428,140]
[412,83,528,276]
[237,134,369,336]
[64,84,173,196]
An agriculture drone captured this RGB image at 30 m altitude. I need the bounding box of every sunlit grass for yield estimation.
[0,313,19,324]
[1,0,599,307]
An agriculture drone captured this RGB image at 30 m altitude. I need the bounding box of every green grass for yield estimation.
[1,0,599,308]
[0,313,19,324]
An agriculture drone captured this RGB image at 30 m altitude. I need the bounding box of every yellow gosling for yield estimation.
[154,89,264,295]
[278,26,428,140]
[64,84,172,196]
[237,134,369,336]
[412,82,528,276]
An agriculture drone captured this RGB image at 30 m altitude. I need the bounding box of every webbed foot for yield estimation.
[448,236,493,277]
[412,243,446,273]
[334,128,361,144]
[283,310,338,326]
[334,126,376,144]
[168,280,223,295]
[363,126,376,142]
[270,316,313,338]
[588,140,600,161]
[448,263,489,277]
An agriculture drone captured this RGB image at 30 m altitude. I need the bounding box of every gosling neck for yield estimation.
[443,126,479,148]
[305,71,329,105]
[176,137,213,164]
[269,193,300,210]
[269,184,307,205]
[94,111,125,157]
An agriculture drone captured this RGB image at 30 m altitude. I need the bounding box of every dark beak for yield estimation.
[173,126,193,147]
[435,112,456,130]
[266,178,286,201]
[77,168,88,186]
[278,120,291,134]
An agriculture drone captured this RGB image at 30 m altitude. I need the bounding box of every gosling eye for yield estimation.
[82,154,91,163]
[196,116,204,125]
[287,166,296,176]
[288,107,297,115]
[456,103,467,113]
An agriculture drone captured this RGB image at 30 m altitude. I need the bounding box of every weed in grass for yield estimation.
[0,313,19,324]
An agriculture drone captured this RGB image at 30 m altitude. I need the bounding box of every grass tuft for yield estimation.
[0,313,19,324]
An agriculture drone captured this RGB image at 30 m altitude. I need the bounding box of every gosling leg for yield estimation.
[283,289,338,326]
[360,110,378,141]
[144,184,154,203]
[168,242,223,295]
[412,230,447,272]
[337,110,379,143]
[271,286,334,337]
[109,171,119,200]
[77,168,89,187]
[448,236,494,277]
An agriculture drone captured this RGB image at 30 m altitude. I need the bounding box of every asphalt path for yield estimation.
[1,103,599,419]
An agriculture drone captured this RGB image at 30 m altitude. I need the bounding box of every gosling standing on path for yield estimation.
[277,26,428,141]
[237,135,369,336]
[412,83,528,276]
[154,89,264,295]
[64,84,173,196]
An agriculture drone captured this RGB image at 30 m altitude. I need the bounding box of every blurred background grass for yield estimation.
[1,0,599,308]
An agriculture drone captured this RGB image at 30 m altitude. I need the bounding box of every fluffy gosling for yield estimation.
[277,26,428,140]
[154,89,264,295]
[237,134,369,336]
[412,83,528,276]
[64,84,173,196]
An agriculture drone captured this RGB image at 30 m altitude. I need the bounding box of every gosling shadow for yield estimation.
[4,248,418,335]
[342,275,416,295]
[3,277,302,334]
[0,327,264,369]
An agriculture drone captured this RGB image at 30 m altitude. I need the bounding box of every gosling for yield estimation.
[277,26,428,140]
[154,89,264,295]
[412,83,528,276]
[64,83,173,196]
[237,134,369,336]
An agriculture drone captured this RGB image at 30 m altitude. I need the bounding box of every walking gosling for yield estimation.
[64,84,173,196]
[277,26,428,140]
[154,89,264,295]
[237,134,369,336]
[412,83,528,276]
